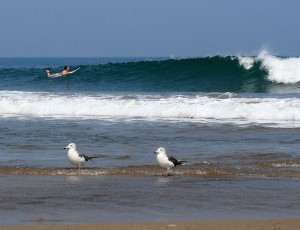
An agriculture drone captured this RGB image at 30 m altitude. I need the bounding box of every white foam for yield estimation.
[0,91,299,126]
[238,50,300,84]
[258,51,300,84]
[237,56,254,70]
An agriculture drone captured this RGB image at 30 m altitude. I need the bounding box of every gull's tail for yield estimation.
[178,160,187,165]
[168,156,187,166]
[80,154,101,162]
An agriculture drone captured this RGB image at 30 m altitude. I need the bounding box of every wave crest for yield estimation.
[238,50,300,84]
[1,53,300,93]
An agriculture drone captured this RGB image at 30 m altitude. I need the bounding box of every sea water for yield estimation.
[0,52,300,226]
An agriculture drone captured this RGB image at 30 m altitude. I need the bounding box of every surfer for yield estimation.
[46,66,70,77]
[46,66,80,78]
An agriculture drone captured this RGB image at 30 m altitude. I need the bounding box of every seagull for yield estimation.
[154,147,186,175]
[64,143,99,169]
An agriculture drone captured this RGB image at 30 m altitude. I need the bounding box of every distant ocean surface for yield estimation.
[1,52,300,226]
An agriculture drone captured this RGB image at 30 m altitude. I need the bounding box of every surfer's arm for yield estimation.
[68,67,80,74]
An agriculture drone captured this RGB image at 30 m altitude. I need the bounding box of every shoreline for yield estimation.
[2,219,300,230]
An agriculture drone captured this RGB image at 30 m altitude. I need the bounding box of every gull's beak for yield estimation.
[154,151,157,155]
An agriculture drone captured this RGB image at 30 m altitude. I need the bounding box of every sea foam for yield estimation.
[0,91,299,126]
[238,50,300,84]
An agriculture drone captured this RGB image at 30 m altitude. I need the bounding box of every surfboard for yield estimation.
[47,67,80,78]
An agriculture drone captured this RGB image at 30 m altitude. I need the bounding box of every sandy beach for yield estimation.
[2,219,300,230]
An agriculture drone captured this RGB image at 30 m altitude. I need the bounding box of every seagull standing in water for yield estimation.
[64,143,98,169]
[154,147,186,175]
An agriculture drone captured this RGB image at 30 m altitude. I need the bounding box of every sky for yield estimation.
[0,0,300,57]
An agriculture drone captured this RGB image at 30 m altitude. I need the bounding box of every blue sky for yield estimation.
[0,0,299,57]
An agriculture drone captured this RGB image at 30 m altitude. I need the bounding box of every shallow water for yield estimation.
[1,175,300,226]
[1,118,300,175]
[1,118,300,226]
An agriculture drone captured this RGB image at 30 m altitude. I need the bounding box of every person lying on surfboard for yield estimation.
[46,66,80,78]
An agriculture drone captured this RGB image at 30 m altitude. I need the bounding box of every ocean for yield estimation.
[1,52,300,226]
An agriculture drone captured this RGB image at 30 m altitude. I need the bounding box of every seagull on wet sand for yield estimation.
[154,147,186,175]
[64,143,99,169]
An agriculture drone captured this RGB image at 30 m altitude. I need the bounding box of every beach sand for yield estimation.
[1,219,300,230]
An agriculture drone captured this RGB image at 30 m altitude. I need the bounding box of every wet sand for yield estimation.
[2,219,300,230]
